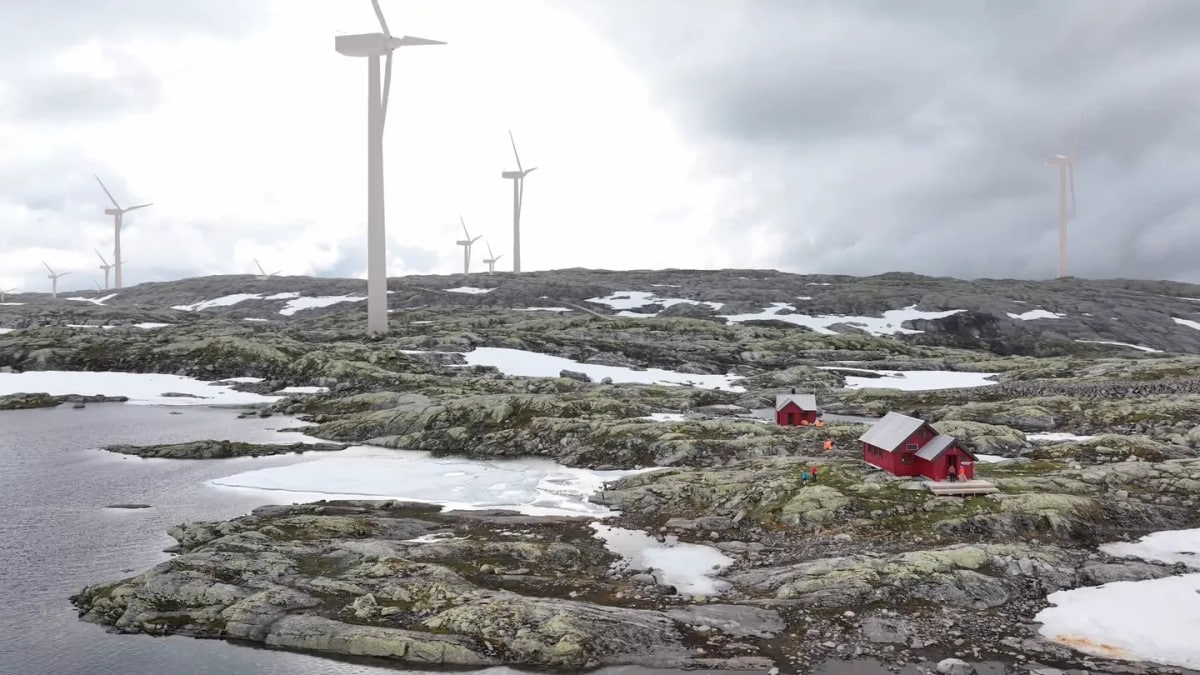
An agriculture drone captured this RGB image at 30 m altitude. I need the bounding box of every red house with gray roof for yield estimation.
[859,412,976,481]
[775,390,819,426]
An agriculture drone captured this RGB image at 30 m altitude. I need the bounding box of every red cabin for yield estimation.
[775,391,819,426]
[858,412,976,481]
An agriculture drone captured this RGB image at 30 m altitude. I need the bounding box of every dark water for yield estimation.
[0,404,773,675]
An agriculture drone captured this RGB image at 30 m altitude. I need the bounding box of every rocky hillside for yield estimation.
[4,269,1200,356]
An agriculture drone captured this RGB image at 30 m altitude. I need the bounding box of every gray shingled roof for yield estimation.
[915,434,956,461]
[858,412,926,451]
[775,393,817,411]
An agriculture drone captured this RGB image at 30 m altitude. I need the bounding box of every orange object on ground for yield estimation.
[822,439,833,451]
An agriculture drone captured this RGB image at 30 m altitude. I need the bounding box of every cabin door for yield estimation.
[787,412,796,425]
[946,454,958,479]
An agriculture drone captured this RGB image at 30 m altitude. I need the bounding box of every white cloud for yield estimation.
[0,0,737,294]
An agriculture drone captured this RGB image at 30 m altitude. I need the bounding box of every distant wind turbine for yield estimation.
[482,240,503,275]
[253,258,280,280]
[93,280,104,291]
[501,130,537,273]
[1045,140,1077,279]
[43,262,70,299]
[94,175,151,290]
[0,288,16,302]
[455,216,482,274]
[335,0,446,333]
[95,249,115,290]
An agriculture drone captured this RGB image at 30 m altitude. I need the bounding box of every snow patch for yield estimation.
[0,370,280,406]
[278,295,366,316]
[1101,528,1200,568]
[1075,340,1164,354]
[275,386,330,395]
[1173,317,1200,331]
[209,448,656,518]
[515,307,572,312]
[445,286,493,294]
[720,304,965,336]
[1026,432,1097,443]
[1007,309,1066,320]
[824,367,998,391]
[172,293,263,312]
[67,293,118,306]
[459,347,745,391]
[590,523,733,595]
[586,291,724,314]
[643,413,688,422]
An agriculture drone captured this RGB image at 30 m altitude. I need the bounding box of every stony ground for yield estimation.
[5,269,1200,673]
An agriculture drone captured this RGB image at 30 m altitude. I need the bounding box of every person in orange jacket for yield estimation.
[822,438,833,452]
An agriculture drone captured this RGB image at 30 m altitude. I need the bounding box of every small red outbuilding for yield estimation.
[775,391,819,426]
[858,412,976,481]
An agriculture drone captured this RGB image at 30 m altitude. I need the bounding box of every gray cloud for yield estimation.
[7,62,163,122]
[567,0,1200,281]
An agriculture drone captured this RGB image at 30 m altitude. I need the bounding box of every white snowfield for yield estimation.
[823,367,999,391]
[586,291,724,315]
[1036,528,1200,668]
[1074,339,1164,354]
[720,303,966,336]
[591,523,733,595]
[171,292,366,315]
[459,346,746,391]
[209,448,654,518]
[445,286,494,294]
[0,371,279,406]
[1007,309,1066,320]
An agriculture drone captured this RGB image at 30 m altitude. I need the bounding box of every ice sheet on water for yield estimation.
[0,370,279,406]
[590,523,733,595]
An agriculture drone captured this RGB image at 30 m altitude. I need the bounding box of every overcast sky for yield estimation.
[1,0,1197,293]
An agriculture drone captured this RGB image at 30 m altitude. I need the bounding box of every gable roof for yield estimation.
[915,434,955,461]
[858,412,927,451]
[775,393,817,411]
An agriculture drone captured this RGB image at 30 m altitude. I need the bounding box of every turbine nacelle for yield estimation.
[335,33,445,57]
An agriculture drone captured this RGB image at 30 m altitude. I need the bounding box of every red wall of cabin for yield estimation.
[776,402,818,426]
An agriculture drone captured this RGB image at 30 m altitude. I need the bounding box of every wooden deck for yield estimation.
[926,479,999,496]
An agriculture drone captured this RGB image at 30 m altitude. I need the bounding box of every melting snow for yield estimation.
[446,286,493,294]
[67,294,118,306]
[824,367,998,391]
[643,413,688,422]
[0,370,280,406]
[275,386,330,395]
[586,291,724,314]
[0,328,13,334]
[209,447,655,518]
[459,347,746,391]
[720,304,965,336]
[975,454,1009,463]
[515,307,572,312]
[1173,317,1200,331]
[590,523,733,595]
[1036,528,1200,668]
[278,295,366,316]
[173,292,365,315]
[1075,340,1164,354]
[1026,432,1097,443]
[1008,309,1066,320]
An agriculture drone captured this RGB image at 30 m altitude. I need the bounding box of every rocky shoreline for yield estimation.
[0,391,130,410]
[104,440,348,459]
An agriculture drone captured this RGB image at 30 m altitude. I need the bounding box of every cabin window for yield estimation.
[905,443,919,451]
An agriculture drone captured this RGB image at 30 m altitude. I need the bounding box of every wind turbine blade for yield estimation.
[42,261,54,275]
[94,248,109,266]
[60,271,72,277]
[370,0,391,37]
[460,215,470,239]
[125,203,153,212]
[509,130,523,173]
[486,241,494,259]
[381,50,393,129]
[1068,161,1077,219]
[471,235,481,244]
[495,255,503,262]
[254,258,266,276]
[395,36,445,46]
[94,175,122,210]
[94,281,102,290]
[525,167,538,175]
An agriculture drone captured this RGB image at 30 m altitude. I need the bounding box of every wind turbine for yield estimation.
[335,0,445,333]
[43,262,70,299]
[253,258,280,281]
[94,175,151,290]
[482,240,503,275]
[501,130,537,273]
[0,288,16,302]
[455,216,482,274]
[1045,141,1077,279]
[93,280,104,291]
[95,249,115,290]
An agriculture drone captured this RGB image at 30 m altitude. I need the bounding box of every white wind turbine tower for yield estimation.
[501,130,537,273]
[455,216,482,274]
[95,249,115,290]
[0,288,16,302]
[43,262,70,299]
[94,175,151,290]
[1045,139,1077,279]
[482,240,503,275]
[336,0,445,333]
[253,258,280,281]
